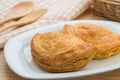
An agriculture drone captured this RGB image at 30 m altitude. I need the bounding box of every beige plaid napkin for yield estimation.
[0,0,91,49]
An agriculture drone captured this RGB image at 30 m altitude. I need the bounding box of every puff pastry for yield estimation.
[62,24,120,59]
[31,32,96,72]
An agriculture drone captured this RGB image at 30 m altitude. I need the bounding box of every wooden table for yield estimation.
[1,9,120,80]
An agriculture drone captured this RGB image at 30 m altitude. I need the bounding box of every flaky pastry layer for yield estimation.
[62,24,120,59]
[31,32,96,72]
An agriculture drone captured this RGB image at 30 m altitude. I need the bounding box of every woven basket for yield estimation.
[92,0,120,22]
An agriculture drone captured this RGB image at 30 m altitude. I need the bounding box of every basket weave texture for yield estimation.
[92,0,120,21]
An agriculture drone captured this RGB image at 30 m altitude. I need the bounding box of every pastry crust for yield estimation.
[62,24,120,59]
[31,32,96,72]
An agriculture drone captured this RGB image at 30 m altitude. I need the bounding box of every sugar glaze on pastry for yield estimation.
[31,32,96,72]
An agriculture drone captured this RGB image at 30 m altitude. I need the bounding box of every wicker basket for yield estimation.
[92,0,120,22]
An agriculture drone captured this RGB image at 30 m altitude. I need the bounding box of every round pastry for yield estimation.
[62,24,120,59]
[31,32,96,72]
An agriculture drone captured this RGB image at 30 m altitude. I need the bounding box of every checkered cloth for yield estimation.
[0,0,91,49]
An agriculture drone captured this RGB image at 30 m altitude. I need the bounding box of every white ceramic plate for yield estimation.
[4,20,120,79]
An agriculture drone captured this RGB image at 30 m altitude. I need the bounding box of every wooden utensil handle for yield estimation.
[0,19,10,26]
[0,22,20,32]
[0,21,34,33]
[0,16,22,26]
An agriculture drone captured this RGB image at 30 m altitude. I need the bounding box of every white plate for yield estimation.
[4,20,120,79]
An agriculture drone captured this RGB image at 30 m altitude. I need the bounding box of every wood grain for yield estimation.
[1,9,120,80]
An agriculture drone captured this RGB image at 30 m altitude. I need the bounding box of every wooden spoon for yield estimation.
[0,9,47,33]
[0,1,35,26]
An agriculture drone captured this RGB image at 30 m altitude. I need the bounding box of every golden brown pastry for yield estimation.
[62,24,120,59]
[31,32,96,72]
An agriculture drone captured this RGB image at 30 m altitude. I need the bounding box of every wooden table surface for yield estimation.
[1,9,120,80]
